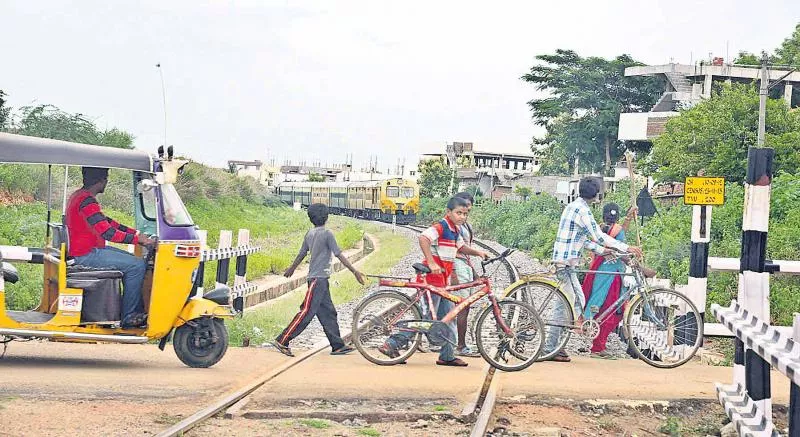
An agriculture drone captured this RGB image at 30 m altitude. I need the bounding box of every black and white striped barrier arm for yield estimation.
[739,148,774,415]
[715,382,777,437]
[200,245,261,262]
[708,257,800,275]
[712,301,799,436]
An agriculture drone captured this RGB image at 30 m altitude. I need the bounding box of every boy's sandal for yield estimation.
[269,340,295,357]
[436,358,468,367]
[330,345,355,355]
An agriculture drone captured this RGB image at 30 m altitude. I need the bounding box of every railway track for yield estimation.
[155,223,519,437]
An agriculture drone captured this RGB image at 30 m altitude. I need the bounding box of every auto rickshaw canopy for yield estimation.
[0,132,153,172]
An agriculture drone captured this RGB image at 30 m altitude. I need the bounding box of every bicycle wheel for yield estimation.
[352,290,422,365]
[505,279,574,362]
[475,299,545,372]
[624,287,703,369]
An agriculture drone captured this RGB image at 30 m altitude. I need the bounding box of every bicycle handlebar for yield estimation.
[481,248,514,267]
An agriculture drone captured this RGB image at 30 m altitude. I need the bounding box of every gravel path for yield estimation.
[283,225,632,359]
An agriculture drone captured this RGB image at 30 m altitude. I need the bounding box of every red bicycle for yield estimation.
[351,250,545,371]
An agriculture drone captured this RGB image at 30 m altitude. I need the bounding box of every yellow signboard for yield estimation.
[684,177,725,205]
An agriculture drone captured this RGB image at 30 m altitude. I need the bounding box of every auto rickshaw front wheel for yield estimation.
[173,317,229,368]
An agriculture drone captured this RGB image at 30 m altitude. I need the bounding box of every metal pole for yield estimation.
[46,165,52,240]
[61,166,69,222]
[156,63,167,149]
[757,53,768,147]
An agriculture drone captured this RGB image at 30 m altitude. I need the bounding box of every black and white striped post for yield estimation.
[688,202,711,339]
[215,230,233,289]
[233,229,249,311]
[739,147,774,415]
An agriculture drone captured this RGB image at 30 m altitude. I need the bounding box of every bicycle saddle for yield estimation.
[412,263,431,274]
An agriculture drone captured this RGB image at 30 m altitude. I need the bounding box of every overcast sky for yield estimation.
[2,1,798,171]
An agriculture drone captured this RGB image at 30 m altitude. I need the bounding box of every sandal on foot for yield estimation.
[121,313,148,329]
[550,352,571,362]
[330,345,355,355]
[269,340,294,357]
[436,358,468,367]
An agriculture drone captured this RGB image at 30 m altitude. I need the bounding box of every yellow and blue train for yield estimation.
[278,178,420,224]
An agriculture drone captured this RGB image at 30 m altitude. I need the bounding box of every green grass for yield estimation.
[0,195,363,310]
[0,201,133,311]
[226,224,412,346]
[657,416,682,436]
[193,201,363,289]
[297,418,331,429]
[359,428,381,436]
[432,405,448,412]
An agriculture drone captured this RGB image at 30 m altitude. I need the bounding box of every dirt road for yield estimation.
[0,338,788,436]
[0,340,287,436]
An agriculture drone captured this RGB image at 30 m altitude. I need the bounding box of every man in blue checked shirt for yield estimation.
[547,177,643,362]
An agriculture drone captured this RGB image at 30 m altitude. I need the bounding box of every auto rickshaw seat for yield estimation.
[49,222,124,322]
[50,222,125,281]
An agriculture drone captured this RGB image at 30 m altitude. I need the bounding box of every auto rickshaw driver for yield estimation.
[65,166,157,328]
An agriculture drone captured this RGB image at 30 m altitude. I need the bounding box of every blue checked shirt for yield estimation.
[551,198,629,264]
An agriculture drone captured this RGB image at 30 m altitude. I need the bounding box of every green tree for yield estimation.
[522,50,663,175]
[13,104,134,148]
[308,173,325,182]
[647,83,800,182]
[733,51,761,66]
[0,90,10,129]
[775,23,800,66]
[514,185,532,200]
[418,156,451,198]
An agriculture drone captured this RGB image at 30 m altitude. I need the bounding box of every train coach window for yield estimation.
[386,187,400,198]
[402,187,414,198]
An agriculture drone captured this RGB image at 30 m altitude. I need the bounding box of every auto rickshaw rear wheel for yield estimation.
[173,317,228,368]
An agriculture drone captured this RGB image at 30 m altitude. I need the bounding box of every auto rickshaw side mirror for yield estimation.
[137,179,158,193]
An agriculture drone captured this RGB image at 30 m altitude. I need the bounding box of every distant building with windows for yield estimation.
[618,61,800,142]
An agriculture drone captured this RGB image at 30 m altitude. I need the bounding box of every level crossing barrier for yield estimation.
[711,302,798,436]
[701,148,800,436]
[194,229,261,312]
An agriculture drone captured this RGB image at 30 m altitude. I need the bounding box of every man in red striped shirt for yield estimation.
[66,167,156,328]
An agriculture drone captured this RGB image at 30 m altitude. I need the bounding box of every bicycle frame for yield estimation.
[554,261,652,329]
[378,274,514,335]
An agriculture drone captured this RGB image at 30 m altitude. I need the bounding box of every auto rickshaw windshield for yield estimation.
[161,184,193,226]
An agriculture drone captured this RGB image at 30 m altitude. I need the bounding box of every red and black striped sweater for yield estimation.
[65,189,139,257]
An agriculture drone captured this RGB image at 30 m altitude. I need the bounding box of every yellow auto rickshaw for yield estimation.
[0,132,235,367]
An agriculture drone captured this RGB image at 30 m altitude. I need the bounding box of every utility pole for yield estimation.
[757,52,769,147]
[156,63,167,149]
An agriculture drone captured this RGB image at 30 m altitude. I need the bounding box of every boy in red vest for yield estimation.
[380,196,488,366]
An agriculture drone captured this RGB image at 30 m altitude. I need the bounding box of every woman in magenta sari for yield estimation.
[581,203,635,359]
